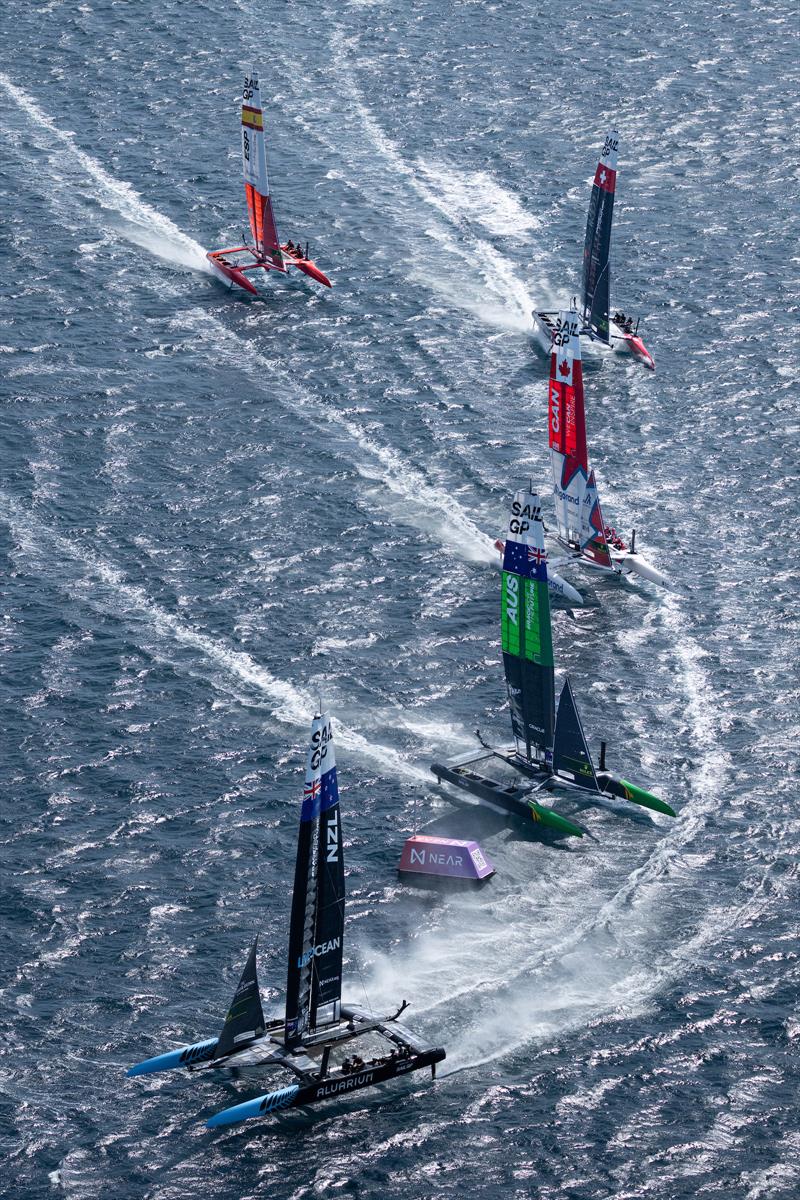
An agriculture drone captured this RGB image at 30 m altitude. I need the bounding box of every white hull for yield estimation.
[614,551,670,589]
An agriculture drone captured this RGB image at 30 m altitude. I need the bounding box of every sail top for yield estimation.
[284,711,345,1046]
[213,936,266,1060]
[501,490,555,766]
[593,129,619,194]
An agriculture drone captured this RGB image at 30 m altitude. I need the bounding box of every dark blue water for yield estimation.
[1,1,798,1197]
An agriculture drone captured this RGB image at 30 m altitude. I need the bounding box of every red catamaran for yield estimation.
[207,70,332,294]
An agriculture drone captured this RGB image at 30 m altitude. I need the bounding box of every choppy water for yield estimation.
[1,1,798,1197]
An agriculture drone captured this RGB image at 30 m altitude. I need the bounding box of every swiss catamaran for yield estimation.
[547,310,669,588]
[128,712,444,1128]
[432,490,675,835]
[207,71,332,294]
[533,131,655,371]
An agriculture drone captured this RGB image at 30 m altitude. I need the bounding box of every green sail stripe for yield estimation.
[521,577,554,667]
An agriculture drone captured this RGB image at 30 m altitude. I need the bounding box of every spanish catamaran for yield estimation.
[128,712,444,1128]
[432,490,675,834]
[547,310,669,588]
[207,70,332,294]
[533,131,655,370]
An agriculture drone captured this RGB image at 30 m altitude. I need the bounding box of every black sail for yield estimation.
[581,131,619,343]
[213,936,266,1059]
[284,712,345,1046]
[501,490,556,767]
[553,677,599,791]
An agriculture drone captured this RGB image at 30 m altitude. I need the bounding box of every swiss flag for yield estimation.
[594,163,617,193]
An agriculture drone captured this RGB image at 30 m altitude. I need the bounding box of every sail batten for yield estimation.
[581,131,618,342]
[501,491,555,766]
[284,713,344,1046]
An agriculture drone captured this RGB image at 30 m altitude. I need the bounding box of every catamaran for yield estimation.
[128,711,444,1128]
[207,71,332,294]
[432,489,675,835]
[546,310,668,587]
[532,131,655,371]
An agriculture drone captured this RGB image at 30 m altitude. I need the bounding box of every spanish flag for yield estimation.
[242,106,264,131]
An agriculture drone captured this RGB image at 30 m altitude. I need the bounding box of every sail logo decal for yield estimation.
[310,720,333,771]
[326,808,340,863]
[298,937,341,969]
[505,574,519,627]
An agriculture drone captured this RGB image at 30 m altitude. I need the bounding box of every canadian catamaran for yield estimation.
[533,131,655,370]
[207,70,332,294]
[547,310,669,588]
[432,489,675,835]
[128,712,444,1128]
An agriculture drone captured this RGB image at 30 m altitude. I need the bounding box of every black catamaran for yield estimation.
[128,712,445,1128]
[431,490,675,835]
[533,130,656,371]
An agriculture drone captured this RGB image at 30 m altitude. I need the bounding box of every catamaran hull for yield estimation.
[206,251,260,295]
[614,551,670,589]
[206,1046,445,1128]
[533,311,654,371]
[611,325,655,371]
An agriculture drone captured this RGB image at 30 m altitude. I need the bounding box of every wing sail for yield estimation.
[241,71,285,270]
[549,311,589,550]
[213,937,266,1059]
[501,490,555,767]
[553,678,599,791]
[284,712,345,1046]
[581,131,618,342]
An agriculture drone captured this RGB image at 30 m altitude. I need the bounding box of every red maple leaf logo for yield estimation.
[558,359,570,378]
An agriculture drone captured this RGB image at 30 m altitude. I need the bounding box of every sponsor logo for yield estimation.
[507,685,522,696]
[310,719,333,771]
[298,936,341,970]
[509,518,529,535]
[410,848,465,868]
[471,848,487,870]
[602,135,619,158]
[315,1070,375,1099]
[243,77,259,99]
[511,499,542,521]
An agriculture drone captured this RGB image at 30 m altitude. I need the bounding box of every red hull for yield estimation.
[207,245,332,294]
[206,251,259,295]
[621,332,655,371]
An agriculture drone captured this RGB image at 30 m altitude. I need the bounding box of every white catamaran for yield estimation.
[432,488,675,833]
[128,712,444,1128]
[533,131,655,371]
[207,70,332,294]
[547,310,669,588]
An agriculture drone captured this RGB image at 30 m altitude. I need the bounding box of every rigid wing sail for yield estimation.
[431,488,675,833]
[128,712,444,1128]
[548,310,669,588]
[207,70,332,294]
[533,131,654,370]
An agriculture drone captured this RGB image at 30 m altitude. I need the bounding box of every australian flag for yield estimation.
[503,538,548,582]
